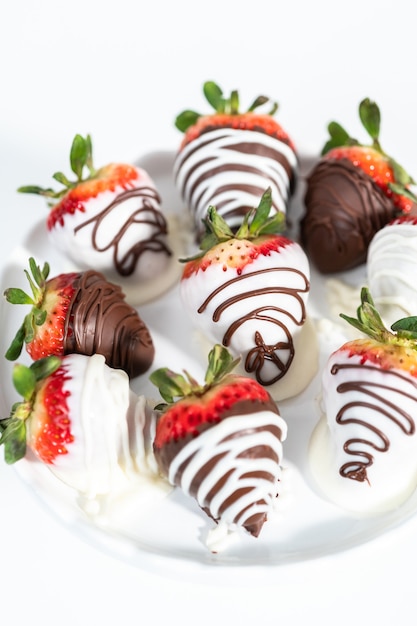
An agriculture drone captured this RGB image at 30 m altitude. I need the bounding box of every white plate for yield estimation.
[1,150,416,577]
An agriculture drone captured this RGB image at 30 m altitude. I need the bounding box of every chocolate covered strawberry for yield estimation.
[150,344,287,550]
[174,80,298,240]
[4,257,154,378]
[179,189,318,401]
[367,215,417,325]
[309,287,417,514]
[0,353,155,498]
[301,97,417,273]
[18,134,174,292]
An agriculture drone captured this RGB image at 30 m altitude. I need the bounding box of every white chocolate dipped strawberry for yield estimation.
[180,189,318,401]
[0,353,159,505]
[150,344,287,552]
[309,287,417,514]
[18,134,180,305]
[174,81,298,241]
[367,215,417,325]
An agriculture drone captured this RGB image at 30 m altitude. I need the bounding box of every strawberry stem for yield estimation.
[180,187,285,263]
[4,257,50,361]
[175,81,279,133]
[150,344,240,411]
[321,97,417,202]
[17,134,97,201]
[0,356,61,464]
[341,287,417,347]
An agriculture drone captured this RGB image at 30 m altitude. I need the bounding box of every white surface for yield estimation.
[2,1,417,624]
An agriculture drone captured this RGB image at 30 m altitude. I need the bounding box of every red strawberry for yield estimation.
[150,344,287,548]
[0,353,151,497]
[179,188,318,401]
[18,134,173,283]
[4,257,154,378]
[174,81,298,239]
[309,287,417,514]
[301,98,417,273]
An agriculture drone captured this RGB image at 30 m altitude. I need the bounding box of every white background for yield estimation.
[1,1,417,624]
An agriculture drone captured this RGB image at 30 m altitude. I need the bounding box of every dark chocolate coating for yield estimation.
[300,158,398,273]
[63,270,154,378]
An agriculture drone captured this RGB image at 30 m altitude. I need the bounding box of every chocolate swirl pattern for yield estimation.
[64,270,154,378]
[174,128,297,237]
[331,363,417,482]
[74,186,172,276]
[197,266,309,386]
[165,411,287,537]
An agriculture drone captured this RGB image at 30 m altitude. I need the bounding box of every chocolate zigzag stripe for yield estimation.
[174,128,297,236]
[73,186,172,276]
[331,362,417,482]
[63,270,154,378]
[165,411,286,537]
[198,267,309,385]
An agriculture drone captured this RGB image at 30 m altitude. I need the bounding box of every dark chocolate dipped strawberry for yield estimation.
[300,98,417,273]
[174,80,298,240]
[4,257,154,378]
[150,344,287,551]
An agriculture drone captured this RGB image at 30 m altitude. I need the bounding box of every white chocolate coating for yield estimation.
[48,166,179,303]
[180,241,318,400]
[38,353,156,499]
[367,218,417,325]
[167,409,287,548]
[174,128,297,236]
[309,349,417,514]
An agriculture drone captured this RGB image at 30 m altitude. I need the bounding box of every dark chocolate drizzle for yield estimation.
[331,362,417,482]
[73,186,172,277]
[301,158,398,273]
[174,129,297,239]
[63,269,154,378]
[197,267,309,385]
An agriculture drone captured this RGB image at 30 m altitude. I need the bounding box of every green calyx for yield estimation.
[322,97,417,203]
[17,134,96,202]
[0,356,61,464]
[340,286,417,345]
[175,80,279,133]
[149,343,240,411]
[4,257,50,361]
[181,187,285,262]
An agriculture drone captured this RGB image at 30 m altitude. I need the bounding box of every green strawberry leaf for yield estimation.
[391,316,417,340]
[340,286,392,342]
[12,363,36,400]
[359,98,381,142]
[175,109,201,132]
[53,171,72,187]
[31,355,61,381]
[203,81,226,113]
[205,344,240,386]
[70,134,88,180]
[4,324,26,361]
[3,287,34,305]
[149,368,196,404]
[0,417,27,464]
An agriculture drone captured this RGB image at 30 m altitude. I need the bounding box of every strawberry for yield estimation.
[150,343,287,548]
[4,257,155,378]
[179,188,318,401]
[309,287,417,514]
[18,134,173,284]
[0,353,154,497]
[367,214,417,325]
[300,97,417,273]
[173,80,298,240]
